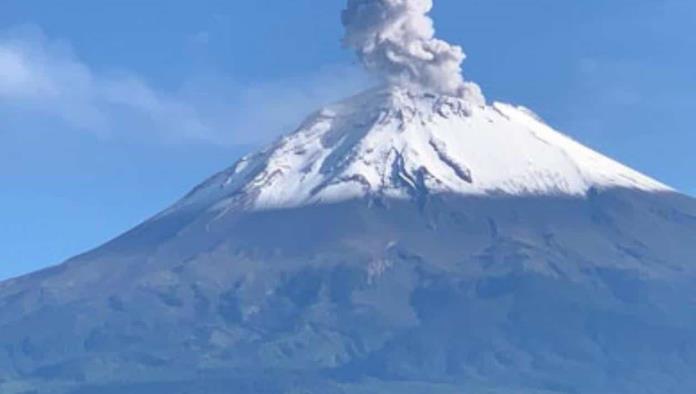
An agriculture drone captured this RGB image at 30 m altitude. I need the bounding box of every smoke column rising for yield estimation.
[342,0,482,101]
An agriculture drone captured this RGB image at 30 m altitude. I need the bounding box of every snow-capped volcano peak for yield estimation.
[177,86,670,212]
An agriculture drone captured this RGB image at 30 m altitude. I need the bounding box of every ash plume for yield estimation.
[342,0,482,101]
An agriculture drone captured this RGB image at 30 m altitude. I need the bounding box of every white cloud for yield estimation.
[196,66,375,144]
[0,26,371,145]
[0,47,42,96]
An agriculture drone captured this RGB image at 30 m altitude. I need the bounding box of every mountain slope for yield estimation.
[0,88,695,394]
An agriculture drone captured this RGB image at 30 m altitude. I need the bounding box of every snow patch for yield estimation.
[175,87,671,212]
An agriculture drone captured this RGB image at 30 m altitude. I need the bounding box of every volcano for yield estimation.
[1,85,695,394]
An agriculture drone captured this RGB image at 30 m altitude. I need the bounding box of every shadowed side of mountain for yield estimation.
[0,189,696,393]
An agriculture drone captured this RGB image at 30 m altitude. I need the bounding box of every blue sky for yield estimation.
[1,0,694,280]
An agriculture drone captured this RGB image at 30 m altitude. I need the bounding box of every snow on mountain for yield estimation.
[174,87,670,213]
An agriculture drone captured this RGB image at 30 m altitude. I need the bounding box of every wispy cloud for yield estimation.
[0,25,371,146]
